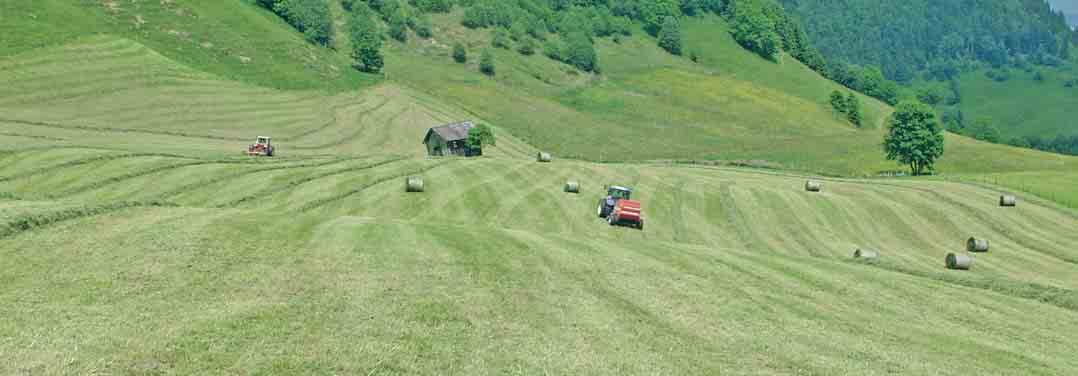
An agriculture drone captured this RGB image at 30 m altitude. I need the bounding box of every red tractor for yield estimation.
[246,136,275,157]
[597,185,644,230]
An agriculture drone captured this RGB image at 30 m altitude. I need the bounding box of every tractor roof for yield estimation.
[610,186,632,192]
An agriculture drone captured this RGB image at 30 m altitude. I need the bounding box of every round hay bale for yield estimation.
[805,180,822,192]
[405,176,425,193]
[537,152,552,163]
[853,248,880,261]
[946,252,972,270]
[966,237,989,253]
[564,181,580,193]
[999,195,1017,207]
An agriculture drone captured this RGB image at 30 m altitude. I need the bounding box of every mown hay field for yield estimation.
[2,25,1078,376]
[5,146,1078,374]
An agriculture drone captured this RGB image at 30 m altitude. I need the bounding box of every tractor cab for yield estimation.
[607,186,632,200]
[246,136,275,157]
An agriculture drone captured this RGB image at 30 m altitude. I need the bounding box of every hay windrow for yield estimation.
[218,157,406,208]
[862,260,1078,312]
[0,201,175,239]
[299,160,456,212]
[0,117,244,141]
[0,152,200,183]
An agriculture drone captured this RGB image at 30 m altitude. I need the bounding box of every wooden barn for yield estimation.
[423,121,482,157]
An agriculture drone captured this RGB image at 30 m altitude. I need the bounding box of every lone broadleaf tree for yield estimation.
[466,123,496,150]
[884,101,945,175]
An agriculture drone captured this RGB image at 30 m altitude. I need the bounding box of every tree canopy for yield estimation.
[257,0,334,46]
[450,0,835,79]
[452,42,468,63]
[779,0,1074,81]
[348,4,383,73]
[884,101,946,175]
[657,16,683,56]
[466,123,496,150]
[480,49,496,76]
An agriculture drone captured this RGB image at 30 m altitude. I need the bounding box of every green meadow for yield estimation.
[2,1,1078,374]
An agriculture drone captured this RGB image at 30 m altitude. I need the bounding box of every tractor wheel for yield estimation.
[597,200,609,218]
[608,214,615,226]
[266,147,274,157]
[637,220,644,231]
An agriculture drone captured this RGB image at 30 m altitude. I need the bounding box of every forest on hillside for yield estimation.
[254,0,913,107]
[253,0,822,71]
[778,0,1075,81]
[252,0,1077,155]
[780,0,1078,156]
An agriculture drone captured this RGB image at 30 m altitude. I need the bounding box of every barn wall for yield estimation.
[426,136,448,156]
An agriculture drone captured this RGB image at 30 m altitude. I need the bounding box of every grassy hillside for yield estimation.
[3,3,1078,373]
[779,0,1078,145]
[954,67,1078,139]
[0,0,378,91]
[3,3,1075,175]
[382,13,1078,176]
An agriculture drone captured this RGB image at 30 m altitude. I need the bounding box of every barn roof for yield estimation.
[424,121,474,144]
